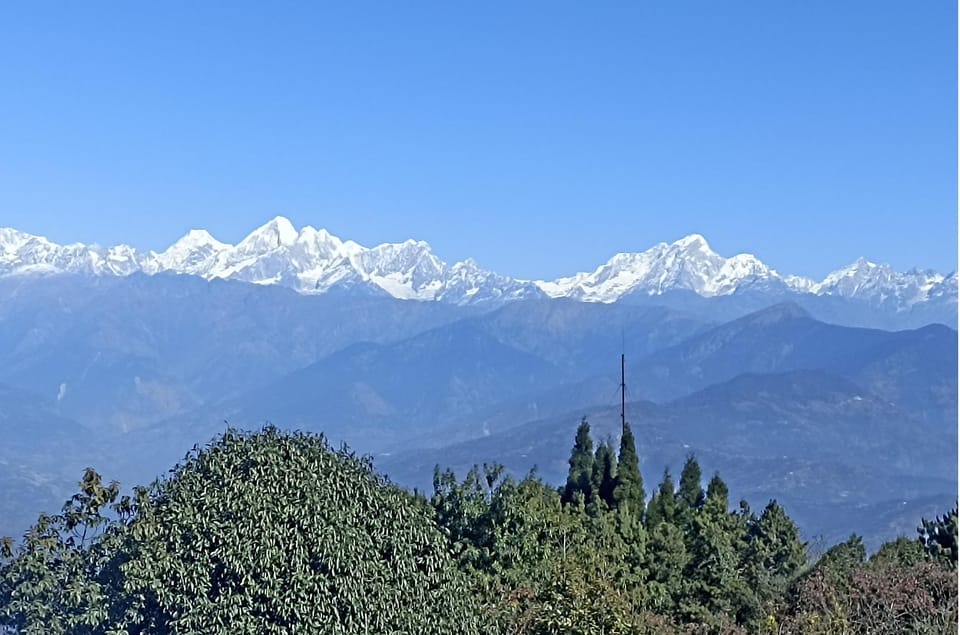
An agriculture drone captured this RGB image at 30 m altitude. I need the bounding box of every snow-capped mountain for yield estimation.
[536,234,795,301]
[0,217,543,305]
[812,258,951,309]
[0,218,955,313]
[533,235,956,312]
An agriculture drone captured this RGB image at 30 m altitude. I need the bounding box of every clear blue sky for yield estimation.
[0,1,956,280]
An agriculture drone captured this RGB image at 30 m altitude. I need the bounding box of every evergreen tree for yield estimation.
[745,500,807,605]
[645,468,677,529]
[562,417,594,506]
[684,471,755,625]
[677,454,704,511]
[612,422,645,518]
[647,520,690,615]
[590,441,617,511]
[704,472,729,515]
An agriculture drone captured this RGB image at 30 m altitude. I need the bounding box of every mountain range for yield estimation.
[1,218,956,329]
[0,219,955,551]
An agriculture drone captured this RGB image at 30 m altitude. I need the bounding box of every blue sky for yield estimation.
[0,2,955,280]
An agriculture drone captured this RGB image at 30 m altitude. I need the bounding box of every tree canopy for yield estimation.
[1,427,484,634]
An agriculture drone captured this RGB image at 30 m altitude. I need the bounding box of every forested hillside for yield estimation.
[2,426,955,634]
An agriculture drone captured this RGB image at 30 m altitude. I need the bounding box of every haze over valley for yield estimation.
[0,218,955,549]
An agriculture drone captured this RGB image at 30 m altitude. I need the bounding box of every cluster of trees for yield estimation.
[0,424,956,634]
[432,418,958,633]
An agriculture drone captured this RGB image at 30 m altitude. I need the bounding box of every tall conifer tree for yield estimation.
[704,472,729,515]
[562,417,594,505]
[591,441,617,510]
[677,454,704,511]
[646,468,677,529]
[613,422,645,518]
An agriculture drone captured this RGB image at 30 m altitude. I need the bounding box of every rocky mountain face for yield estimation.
[1,218,955,322]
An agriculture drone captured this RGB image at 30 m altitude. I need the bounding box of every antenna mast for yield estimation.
[620,352,626,432]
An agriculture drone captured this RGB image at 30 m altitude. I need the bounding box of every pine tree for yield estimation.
[562,417,594,506]
[647,520,690,615]
[590,441,617,511]
[704,472,729,515]
[685,471,754,624]
[612,422,645,518]
[745,500,807,602]
[646,468,677,529]
[677,454,704,511]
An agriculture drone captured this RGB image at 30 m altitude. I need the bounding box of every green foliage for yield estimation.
[741,499,807,626]
[516,560,643,635]
[645,469,677,530]
[703,473,729,516]
[745,501,807,591]
[683,488,755,626]
[590,441,617,512]
[813,534,867,581]
[2,428,484,634]
[433,463,580,599]
[562,417,595,506]
[677,454,704,512]
[118,427,482,633]
[869,536,926,569]
[646,521,689,615]
[917,504,958,568]
[0,467,133,634]
[612,422,645,519]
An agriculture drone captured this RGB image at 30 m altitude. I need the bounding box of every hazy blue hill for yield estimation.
[469,299,710,373]
[0,273,476,433]
[125,299,711,461]
[620,287,958,330]
[628,303,958,422]
[0,383,105,536]
[142,320,571,459]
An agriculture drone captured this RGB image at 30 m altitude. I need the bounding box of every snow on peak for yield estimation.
[237,216,299,252]
[178,229,227,250]
[0,220,953,309]
[674,233,710,250]
[815,258,948,307]
[146,228,231,275]
[536,234,748,302]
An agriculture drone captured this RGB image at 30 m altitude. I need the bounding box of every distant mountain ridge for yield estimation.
[0,218,955,316]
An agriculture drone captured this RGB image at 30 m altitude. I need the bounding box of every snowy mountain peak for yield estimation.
[814,257,949,307]
[295,225,347,255]
[0,228,33,256]
[673,233,711,251]
[238,216,299,252]
[168,229,228,252]
[185,228,224,245]
[147,228,230,275]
